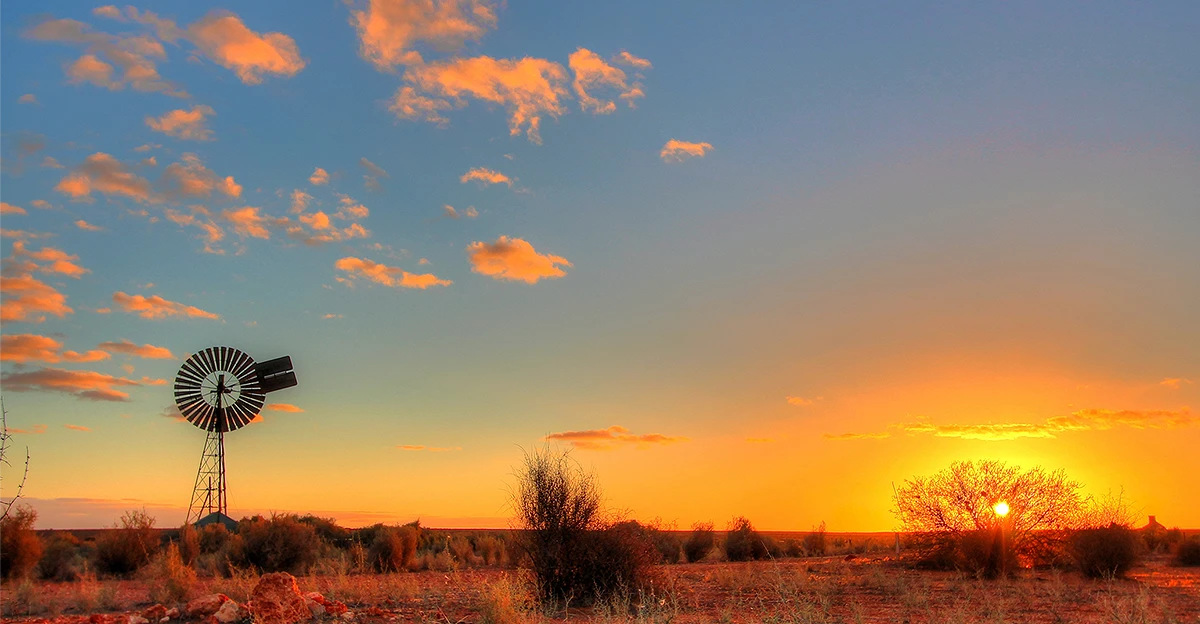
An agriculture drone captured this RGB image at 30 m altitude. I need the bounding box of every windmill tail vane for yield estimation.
[174,347,297,526]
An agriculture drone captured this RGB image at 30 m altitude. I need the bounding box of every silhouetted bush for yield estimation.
[298,515,351,547]
[803,521,827,556]
[1175,536,1200,567]
[236,514,319,573]
[514,446,659,605]
[1,505,42,579]
[367,525,418,572]
[94,510,159,577]
[724,517,766,562]
[1073,525,1140,579]
[683,522,714,563]
[645,522,683,564]
[198,523,231,554]
[143,542,197,603]
[39,533,83,581]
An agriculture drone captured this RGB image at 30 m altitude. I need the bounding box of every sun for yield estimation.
[993,501,1010,517]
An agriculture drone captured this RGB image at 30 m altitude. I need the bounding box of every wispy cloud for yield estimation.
[1161,378,1194,389]
[466,236,570,284]
[0,367,149,402]
[96,339,174,359]
[660,139,713,163]
[310,167,329,185]
[545,425,687,451]
[334,257,451,289]
[64,424,91,432]
[145,105,215,140]
[1,202,27,215]
[112,291,219,320]
[786,396,814,407]
[569,48,647,113]
[55,152,155,202]
[74,220,104,232]
[0,334,109,364]
[265,403,304,413]
[460,167,513,187]
[360,157,388,191]
[825,408,1197,442]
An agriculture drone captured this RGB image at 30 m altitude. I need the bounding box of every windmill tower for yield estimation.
[173,346,297,526]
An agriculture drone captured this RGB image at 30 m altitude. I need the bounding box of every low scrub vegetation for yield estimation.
[0,506,42,580]
[94,510,158,577]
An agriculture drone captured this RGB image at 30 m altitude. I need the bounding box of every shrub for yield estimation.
[683,522,714,563]
[39,533,84,581]
[198,523,232,554]
[803,521,827,556]
[367,525,417,572]
[476,535,506,566]
[1175,536,1200,566]
[514,446,658,606]
[94,510,158,577]
[1,505,42,579]
[237,514,319,574]
[143,542,197,604]
[1073,525,1140,579]
[724,517,765,562]
[298,515,351,547]
[177,524,200,566]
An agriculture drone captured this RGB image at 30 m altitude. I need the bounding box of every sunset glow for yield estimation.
[1,2,1197,534]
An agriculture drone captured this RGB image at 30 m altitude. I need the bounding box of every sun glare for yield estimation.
[993,501,1010,517]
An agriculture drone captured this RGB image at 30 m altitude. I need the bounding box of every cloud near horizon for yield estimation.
[0,366,150,401]
[466,236,570,283]
[545,425,687,451]
[825,408,1197,441]
[334,257,451,289]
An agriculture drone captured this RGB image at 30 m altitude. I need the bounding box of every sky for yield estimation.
[1,1,1198,531]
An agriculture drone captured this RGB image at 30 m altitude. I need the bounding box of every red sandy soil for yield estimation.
[4,555,1198,623]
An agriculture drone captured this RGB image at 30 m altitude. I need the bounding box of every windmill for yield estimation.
[173,346,297,527]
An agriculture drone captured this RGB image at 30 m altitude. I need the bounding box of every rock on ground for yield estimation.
[184,594,229,618]
[249,572,311,624]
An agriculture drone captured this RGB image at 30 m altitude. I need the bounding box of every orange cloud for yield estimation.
[322,313,343,320]
[55,152,155,202]
[222,207,272,239]
[568,48,644,113]
[442,205,478,219]
[10,241,89,279]
[466,236,570,283]
[334,196,370,220]
[112,291,219,320]
[460,167,512,187]
[389,86,454,126]
[660,139,713,163]
[1,202,27,215]
[26,18,185,97]
[545,425,687,451]
[310,167,329,185]
[186,12,305,84]
[398,55,569,143]
[613,51,652,71]
[7,424,48,435]
[75,220,104,232]
[351,0,497,70]
[786,396,814,407]
[398,445,462,452]
[18,94,39,105]
[165,208,226,254]
[64,424,91,432]
[0,367,147,402]
[334,257,451,289]
[145,105,215,140]
[0,273,72,323]
[265,403,304,413]
[823,432,891,441]
[96,340,174,359]
[0,334,109,364]
[290,189,312,214]
[827,408,1197,442]
[161,153,241,200]
[1161,378,1194,389]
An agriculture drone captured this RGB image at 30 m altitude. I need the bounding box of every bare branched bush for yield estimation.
[803,521,827,556]
[1,505,42,579]
[683,522,715,563]
[513,446,658,606]
[893,460,1085,571]
[94,509,159,577]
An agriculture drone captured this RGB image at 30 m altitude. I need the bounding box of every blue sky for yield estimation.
[2,1,1198,530]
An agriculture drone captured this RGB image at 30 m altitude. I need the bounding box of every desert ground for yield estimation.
[3,552,1198,623]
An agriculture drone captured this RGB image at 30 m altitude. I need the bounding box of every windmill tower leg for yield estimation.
[187,422,226,524]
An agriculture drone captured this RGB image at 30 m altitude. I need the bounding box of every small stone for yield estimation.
[128,616,149,624]
[165,608,180,619]
[185,594,230,618]
[305,601,325,618]
[213,600,241,624]
[141,605,168,621]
